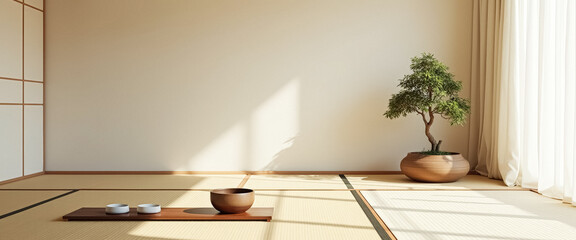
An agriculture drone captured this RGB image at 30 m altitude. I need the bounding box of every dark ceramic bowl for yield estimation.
[210,188,254,214]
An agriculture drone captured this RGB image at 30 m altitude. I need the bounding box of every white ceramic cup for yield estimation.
[137,204,161,214]
[105,203,129,214]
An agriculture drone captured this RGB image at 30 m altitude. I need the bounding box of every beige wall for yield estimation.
[0,0,44,182]
[45,0,472,171]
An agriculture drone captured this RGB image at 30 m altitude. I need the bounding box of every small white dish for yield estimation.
[105,203,129,214]
[137,204,161,214]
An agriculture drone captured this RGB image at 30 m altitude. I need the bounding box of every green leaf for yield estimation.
[384,53,471,147]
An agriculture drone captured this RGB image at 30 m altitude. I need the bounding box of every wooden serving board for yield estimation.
[63,207,273,222]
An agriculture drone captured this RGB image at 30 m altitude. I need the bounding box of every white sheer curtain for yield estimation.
[471,0,576,205]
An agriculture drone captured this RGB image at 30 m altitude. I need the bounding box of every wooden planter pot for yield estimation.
[400,152,470,183]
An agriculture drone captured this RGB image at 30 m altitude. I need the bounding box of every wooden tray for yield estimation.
[63,207,273,222]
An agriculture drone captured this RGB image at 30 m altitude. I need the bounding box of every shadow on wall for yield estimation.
[263,90,396,171]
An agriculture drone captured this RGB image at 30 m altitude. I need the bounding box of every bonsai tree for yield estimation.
[384,53,470,154]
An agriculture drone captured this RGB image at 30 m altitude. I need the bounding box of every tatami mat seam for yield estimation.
[340,174,392,240]
[0,190,79,220]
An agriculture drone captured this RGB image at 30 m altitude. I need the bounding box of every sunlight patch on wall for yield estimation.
[178,79,300,171]
[250,79,300,170]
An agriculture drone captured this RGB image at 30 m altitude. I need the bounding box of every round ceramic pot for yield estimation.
[210,188,255,214]
[400,152,470,183]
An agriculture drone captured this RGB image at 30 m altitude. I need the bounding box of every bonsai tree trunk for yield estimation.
[435,140,442,152]
[425,122,437,151]
[425,107,438,151]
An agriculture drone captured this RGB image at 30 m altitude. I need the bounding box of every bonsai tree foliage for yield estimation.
[384,53,470,153]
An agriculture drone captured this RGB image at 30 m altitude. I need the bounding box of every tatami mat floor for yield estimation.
[346,175,519,190]
[363,190,576,240]
[243,175,348,189]
[1,174,572,240]
[0,190,379,240]
[0,174,246,190]
[0,190,68,216]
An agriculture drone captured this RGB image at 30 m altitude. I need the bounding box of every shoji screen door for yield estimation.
[0,0,44,182]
